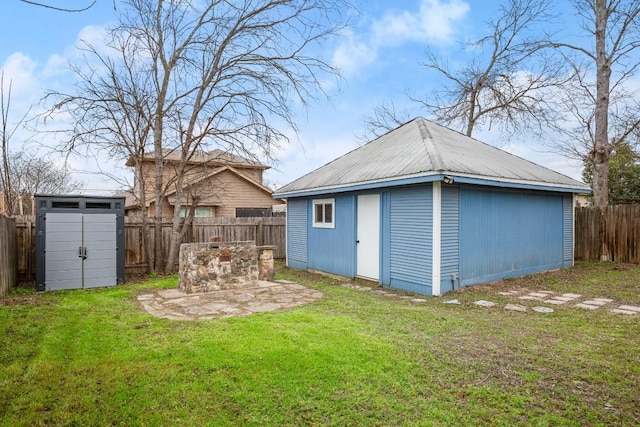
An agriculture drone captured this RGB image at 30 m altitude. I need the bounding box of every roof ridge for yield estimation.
[417,118,444,171]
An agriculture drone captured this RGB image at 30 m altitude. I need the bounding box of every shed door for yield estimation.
[357,194,380,280]
[44,213,118,290]
[45,213,84,290]
[83,214,117,288]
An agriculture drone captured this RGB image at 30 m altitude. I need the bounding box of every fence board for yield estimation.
[0,215,17,295]
[15,216,286,281]
[575,205,640,263]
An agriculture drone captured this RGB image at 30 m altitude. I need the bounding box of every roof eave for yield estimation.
[273,172,590,199]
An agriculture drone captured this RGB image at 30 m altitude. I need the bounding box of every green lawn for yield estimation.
[1,262,639,426]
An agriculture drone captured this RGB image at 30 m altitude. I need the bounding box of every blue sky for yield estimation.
[0,0,585,194]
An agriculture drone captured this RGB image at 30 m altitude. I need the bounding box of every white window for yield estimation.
[179,207,212,218]
[313,199,334,228]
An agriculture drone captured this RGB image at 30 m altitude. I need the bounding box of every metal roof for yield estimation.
[275,118,589,197]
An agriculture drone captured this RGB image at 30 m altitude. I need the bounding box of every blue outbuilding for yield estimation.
[274,118,591,296]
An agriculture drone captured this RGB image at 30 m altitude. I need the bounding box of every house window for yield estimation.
[313,199,334,228]
[179,207,212,218]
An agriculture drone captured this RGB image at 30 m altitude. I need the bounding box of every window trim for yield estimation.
[312,198,335,229]
[179,207,212,218]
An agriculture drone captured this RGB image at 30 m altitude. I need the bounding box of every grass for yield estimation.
[1,262,639,426]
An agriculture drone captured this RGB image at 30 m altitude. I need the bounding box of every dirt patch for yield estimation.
[0,293,52,306]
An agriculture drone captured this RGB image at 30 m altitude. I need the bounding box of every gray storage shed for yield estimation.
[35,194,125,291]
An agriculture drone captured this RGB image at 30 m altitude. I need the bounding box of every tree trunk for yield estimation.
[593,0,612,260]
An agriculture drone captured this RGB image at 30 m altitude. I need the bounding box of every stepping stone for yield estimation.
[444,299,461,305]
[552,296,576,302]
[474,300,496,307]
[340,283,353,288]
[581,300,609,306]
[505,304,527,312]
[157,289,188,299]
[529,292,549,298]
[274,279,296,284]
[498,291,518,296]
[533,306,554,313]
[544,299,567,305]
[576,303,600,310]
[538,291,555,294]
[137,294,155,301]
[611,308,639,315]
[592,298,614,303]
[617,305,640,312]
[518,296,541,300]
[411,298,427,303]
[562,293,582,298]
[357,287,372,292]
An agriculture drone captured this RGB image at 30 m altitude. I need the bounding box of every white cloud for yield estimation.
[1,52,39,99]
[332,0,469,75]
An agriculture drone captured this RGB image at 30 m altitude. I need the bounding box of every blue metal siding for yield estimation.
[563,195,574,266]
[459,187,564,286]
[307,195,357,277]
[286,198,308,269]
[380,191,391,285]
[440,185,459,293]
[389,185,432,295]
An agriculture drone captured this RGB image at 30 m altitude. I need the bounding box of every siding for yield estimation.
[563,194,573,266]
[459,187,563,286]
[287,198,308,269]
[440,185,459,293]
[389,185,432,295]
[213,170,282,217]
[307,195,356,277]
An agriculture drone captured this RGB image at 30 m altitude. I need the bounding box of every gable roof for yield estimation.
[122,165,276,209]
[274,118,590,197]
[126,149,269,170]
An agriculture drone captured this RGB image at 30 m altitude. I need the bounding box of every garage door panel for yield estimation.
[460,188,563,285]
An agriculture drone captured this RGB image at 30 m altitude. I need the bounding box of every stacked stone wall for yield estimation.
[179,241,258,293]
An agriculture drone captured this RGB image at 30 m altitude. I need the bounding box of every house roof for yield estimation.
[125,149,269,170]
[274,118,590,197]
[122,165,277,209]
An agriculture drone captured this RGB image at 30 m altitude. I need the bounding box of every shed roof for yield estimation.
[275,118,589,197]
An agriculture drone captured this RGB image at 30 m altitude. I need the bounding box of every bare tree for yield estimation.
[18,0,97,12]
[48,0,348,273]
[362,0,568,140]
[1,72,32,216]
[549,0,640,208]
[18,0,100,12]
[0,150,83,215]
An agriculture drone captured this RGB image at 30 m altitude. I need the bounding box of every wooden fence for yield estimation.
[14,216,286,282]
[0,214,17,296]
[575,205,640,263]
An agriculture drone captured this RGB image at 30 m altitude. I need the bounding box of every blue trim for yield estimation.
[274,173,590,199]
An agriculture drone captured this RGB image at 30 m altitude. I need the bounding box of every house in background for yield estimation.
[123,149,284,218]
[274,118,590,296]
